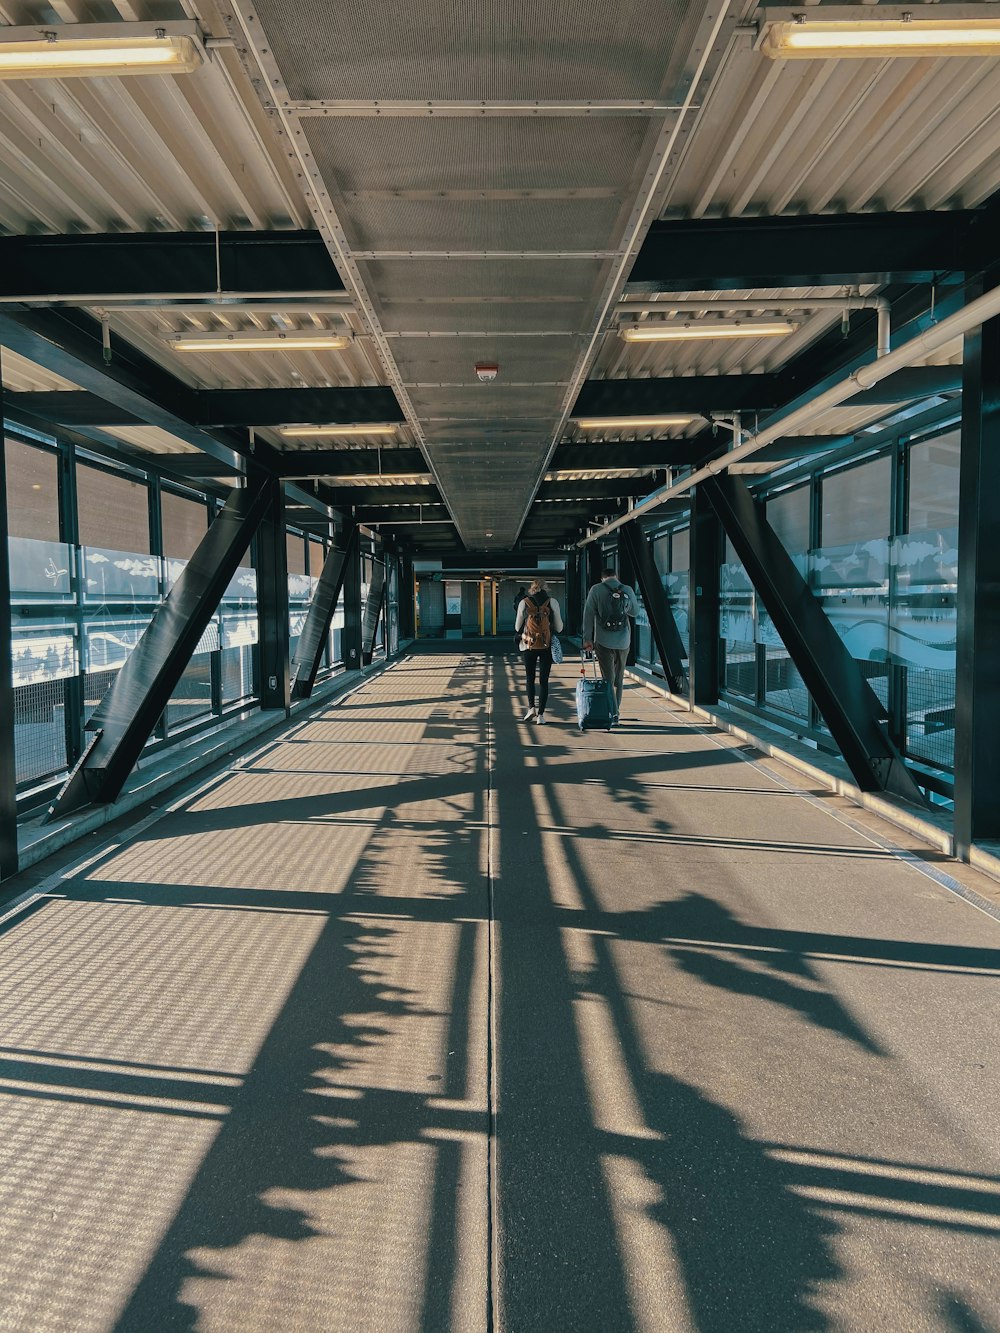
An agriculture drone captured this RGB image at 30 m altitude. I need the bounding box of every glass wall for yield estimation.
[709,414,961,794]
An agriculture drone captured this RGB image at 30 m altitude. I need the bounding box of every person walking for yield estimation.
[516,578,563,724]
[582,566,638,723]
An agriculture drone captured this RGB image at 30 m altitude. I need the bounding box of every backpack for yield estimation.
[602,586,627,632]
[522,593,552,650]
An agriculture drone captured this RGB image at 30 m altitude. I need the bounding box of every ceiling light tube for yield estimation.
[575,415,696,430]
[170,331,351,352]
[279,424,399,438]
[760,14,1000,61]
[0,22,204,79]
[620,319,797,342]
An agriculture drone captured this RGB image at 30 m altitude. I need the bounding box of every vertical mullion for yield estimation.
[689,484,720,707]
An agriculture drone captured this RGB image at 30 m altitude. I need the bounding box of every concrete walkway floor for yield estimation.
[0,644,997,1332]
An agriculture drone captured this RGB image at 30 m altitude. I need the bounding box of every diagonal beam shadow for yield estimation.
[97,652,495,1330]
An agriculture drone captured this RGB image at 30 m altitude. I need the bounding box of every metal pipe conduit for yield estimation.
[580,282,1000,546]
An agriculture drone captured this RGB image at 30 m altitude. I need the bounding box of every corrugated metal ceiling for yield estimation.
[0,0,996,548]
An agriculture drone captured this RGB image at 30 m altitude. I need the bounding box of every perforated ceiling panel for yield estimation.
[259,0,697,103]
[249,0,708,547]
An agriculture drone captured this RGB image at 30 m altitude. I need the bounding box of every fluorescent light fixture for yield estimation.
[279,423,399,438]
[170,330,350,352]
[760,15,1000,60]
[0,22,204,79]
[620,319,797,342]
[575,415,696,430]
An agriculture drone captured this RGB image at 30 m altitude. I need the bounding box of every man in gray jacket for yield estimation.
[582,567,639,720]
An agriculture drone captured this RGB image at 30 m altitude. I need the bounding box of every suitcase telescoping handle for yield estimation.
[580,649,601,680]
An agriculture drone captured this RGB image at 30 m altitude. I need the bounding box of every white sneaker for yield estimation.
[535,713,547,724]
[523,706,537,722]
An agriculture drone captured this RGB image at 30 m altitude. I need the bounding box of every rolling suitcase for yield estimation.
[576,654,617,732]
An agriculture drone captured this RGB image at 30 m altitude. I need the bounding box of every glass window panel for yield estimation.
[671,528,689,572]
[308,539,326,579]
[767,485,810,560]
[77,463,149,552]
[821,456,890,547]
[908,429,959,532]
[161,490,208,561]
[286,532,306,576]
[5,438,59,541]
[8,536,73,601]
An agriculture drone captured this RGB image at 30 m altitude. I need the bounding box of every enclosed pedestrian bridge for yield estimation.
[0,2,999,1330]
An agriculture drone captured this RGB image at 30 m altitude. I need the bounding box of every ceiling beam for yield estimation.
[573,374,781,418]
[0,231,346,300]
[570,364,961,423]
[629,211,970,291]
[7,386,405,429]
[538,478,658,501]
[355,504,453,524]
[328,484,442,506]
[275,448,428,478]
[551,440,711,470]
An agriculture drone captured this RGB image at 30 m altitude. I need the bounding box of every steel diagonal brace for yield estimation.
[619,521,689,696]
[291,525,358,700]
[700,474,926,808]
[361,561,387,666]
[46,481,273,820]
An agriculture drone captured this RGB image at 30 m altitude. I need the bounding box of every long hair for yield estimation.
[528,578,547,595]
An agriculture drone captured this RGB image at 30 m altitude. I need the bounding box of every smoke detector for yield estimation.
[475,362,499,383]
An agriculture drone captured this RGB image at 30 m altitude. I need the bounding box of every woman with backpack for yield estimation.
[515,577,564,724]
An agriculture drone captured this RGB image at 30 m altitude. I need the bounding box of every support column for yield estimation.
[954,293,1000,855]
[565,552,582,637]
[256,477,290,713]
[342,537,363,673]
[399,554,415,640]
[617,532,639,666]
[0,390,19,878]
[689,484,720,707]
[361,557,386,666]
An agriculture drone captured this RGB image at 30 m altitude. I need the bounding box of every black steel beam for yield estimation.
[630,211,969,291]
[848,365,962,404]
[538,478,659,502]
[619,521,687,694]
[552,441,709,470]
[47,481,272,819]
[356,503,452,524]
[328,484,442,507]
[275,449,428,479]
[291,526,357,700]
[574,375,781,418]
[701,474,925,805]
[954,285,1000,854]
[361,560,386,666]
[6,385,404,430]
[0,231,345,299]
[197,387,404,428]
